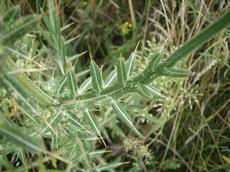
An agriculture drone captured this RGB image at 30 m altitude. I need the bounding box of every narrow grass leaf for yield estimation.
[3,5,20,22]
[116,58,127,85]
[2,74,38,114]
[0,124,44,153]
[1,15,40,45]
[111,99,142,137]
[84,109,106,146]
[13,73,54,105]
[157,67,192,77]
[3,59,57,105]
[97,162,128,171]
[90,60,103,92]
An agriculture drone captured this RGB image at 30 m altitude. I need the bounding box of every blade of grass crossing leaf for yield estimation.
[116,58,127,85]
[111,99,142,137]
[0,125,44,153]
[97,162,128,171]
[2,74,38,114]
[90,60,103,93]
[3,5,20,22]
[15,73,55,105]
[84,109,106,146]
[157,67,192,77]
[1,15,40,45]
[5,59,56,105]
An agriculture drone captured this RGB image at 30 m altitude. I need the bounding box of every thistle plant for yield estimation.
[0,1,229,171]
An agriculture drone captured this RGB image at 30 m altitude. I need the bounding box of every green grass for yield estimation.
[0,0,230,171]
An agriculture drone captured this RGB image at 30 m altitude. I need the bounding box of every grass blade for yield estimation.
[0,124,44,153]
[1,15,40,45]
[157,67,192,77]
[97,162,128,171]
[3,5,20,22]
[159,11,230,68]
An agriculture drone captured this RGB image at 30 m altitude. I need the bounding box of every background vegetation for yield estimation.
[0,0,229,171]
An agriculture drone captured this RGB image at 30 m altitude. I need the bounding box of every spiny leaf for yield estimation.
[140,53,161,78]
[111,99,142,137]
[126,42,139,78]
[68,70,77,97]
[137,84,166,99]
[42,0,66,75]
[104,70,117,87]
[56,74,68,94]
[84,109,106,146]
[0,124,44,153]
[157,67,192,77]
[90,60,103,93]
[116,58,127,86]
[78,77,91,94]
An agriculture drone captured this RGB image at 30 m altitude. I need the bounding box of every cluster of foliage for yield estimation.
[0,0,229,171]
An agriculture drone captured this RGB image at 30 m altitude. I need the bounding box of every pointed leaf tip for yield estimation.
[116,58,127,86]
[84,109,106,146]
[111,99,142,137]
[90,60,103,92]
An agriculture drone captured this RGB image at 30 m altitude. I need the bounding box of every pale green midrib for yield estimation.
[161,11,230,68]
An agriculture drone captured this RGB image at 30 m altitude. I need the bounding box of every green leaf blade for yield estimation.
[126,42,139,78]
[116,58,127,86]
[90,60,103,93]
[138,84,166,99]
